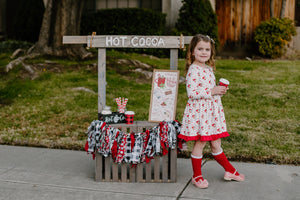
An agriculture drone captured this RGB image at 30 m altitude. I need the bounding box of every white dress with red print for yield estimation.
[178,64,229,141]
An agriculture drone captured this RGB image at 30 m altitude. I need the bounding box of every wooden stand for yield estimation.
[95,121,177,183]
[62,34,191,183]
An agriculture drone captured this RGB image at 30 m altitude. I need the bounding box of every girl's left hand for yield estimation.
[211,86,229,96]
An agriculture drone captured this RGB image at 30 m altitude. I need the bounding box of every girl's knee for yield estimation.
[196,140,207,148]
[209,140,222,152]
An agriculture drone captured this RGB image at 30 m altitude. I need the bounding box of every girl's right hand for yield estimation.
[211,86,228,96]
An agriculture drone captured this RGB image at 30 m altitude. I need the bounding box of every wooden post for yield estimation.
[170,49,178,70]
[98,48,106,114]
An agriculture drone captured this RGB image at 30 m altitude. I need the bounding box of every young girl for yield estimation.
[178,34,244,189]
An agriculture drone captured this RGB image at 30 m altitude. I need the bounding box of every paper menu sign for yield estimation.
[149,69,180,122]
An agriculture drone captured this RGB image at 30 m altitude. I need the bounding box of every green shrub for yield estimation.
[81,8,166,35]
[0,40,33,53]
[174,0,220,50]
[254,17,296,58]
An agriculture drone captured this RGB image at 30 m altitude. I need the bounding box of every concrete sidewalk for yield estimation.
[0,145,299,200]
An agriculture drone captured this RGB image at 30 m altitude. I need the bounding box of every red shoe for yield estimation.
[191,176,209,189]
[224,170,245,181]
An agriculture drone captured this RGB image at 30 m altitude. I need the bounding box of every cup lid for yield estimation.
[125,111,135,115]
[219,78,229,85]
[103,106,111,110]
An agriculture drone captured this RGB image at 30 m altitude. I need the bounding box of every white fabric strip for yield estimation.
[211,148,223,156]
[191,154,203,159]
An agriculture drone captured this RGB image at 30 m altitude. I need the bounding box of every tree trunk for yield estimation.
[31,0,91,59]
[280,0,287,18]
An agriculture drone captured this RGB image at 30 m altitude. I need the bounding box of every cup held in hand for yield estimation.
[219,78,229,87]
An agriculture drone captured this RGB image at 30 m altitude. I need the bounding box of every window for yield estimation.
[140,0,161,11]
[83,0,96,13]
[94,0,162,11]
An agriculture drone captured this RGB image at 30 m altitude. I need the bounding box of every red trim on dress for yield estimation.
[178,131,230,141]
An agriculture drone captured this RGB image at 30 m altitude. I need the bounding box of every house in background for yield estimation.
[83,0,185,29]
[85,0,299,54]
[0,0,299,53]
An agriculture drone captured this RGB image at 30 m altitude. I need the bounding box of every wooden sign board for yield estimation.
[63,35,193,48]
[149,69,180,122]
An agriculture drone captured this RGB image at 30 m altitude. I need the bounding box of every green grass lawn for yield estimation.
[0,51,299,165]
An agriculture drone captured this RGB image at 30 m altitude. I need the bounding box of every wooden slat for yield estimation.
[230,0,235,42]
[105,157,111,181]
[145,162,152,182]
[216,0,225,46]
[252,0,260,32]
[162,154,168,182]
[136,163,144,182]
[233,0,238,42]
[170,149,177,182]
[62,36,86,44]
[129,166,136,182]
[121,164,127,182]
[236,0,242,45]
[112,162,119,181]
[241,0,247,43]
[246,0,253,42]
[154,156,160,182]
[95,152,103,181]
[184,36,193,44]
[225,0,231,42]
[260,0,269,21]
[274,0,281,18]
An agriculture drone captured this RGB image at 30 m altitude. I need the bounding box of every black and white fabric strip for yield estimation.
[85,120,182,164]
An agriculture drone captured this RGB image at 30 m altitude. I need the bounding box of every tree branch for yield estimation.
[6,53,40,72]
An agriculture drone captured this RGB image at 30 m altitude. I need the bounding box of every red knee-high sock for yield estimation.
[191,155,204,181]
[213,152,239,175]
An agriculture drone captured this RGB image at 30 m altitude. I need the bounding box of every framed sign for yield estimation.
[149,69,180,122]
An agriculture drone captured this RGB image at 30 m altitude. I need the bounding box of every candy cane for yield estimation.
[122,98,128,112]
[115,97,128,113]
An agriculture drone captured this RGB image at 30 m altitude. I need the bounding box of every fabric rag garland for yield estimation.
[85,120,185,164]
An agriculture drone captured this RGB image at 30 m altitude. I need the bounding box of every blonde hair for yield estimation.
[185,34,216,73]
